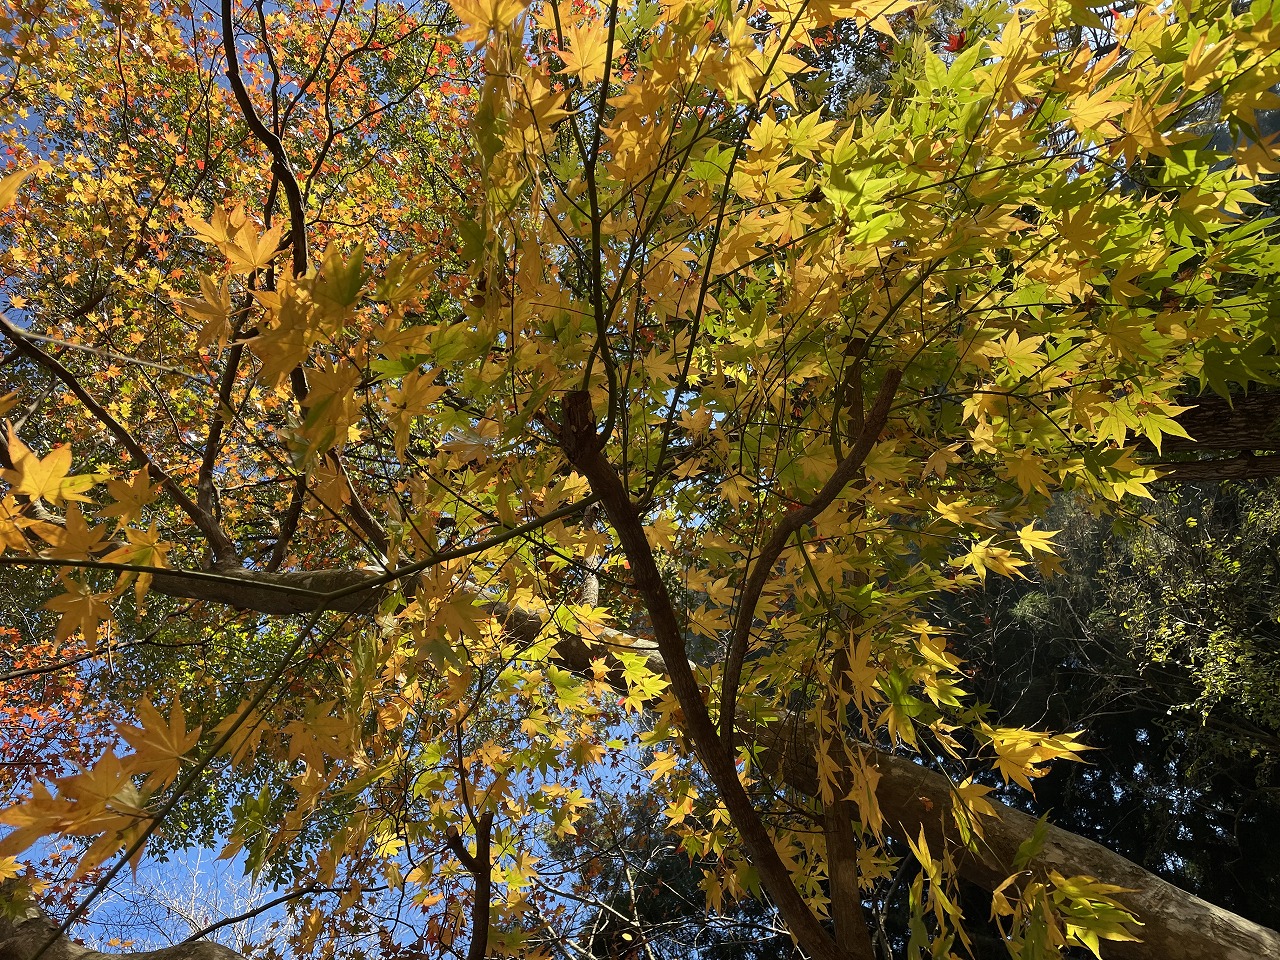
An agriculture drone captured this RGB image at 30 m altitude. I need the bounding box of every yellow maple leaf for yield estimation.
[101,523,168,568]
[985,726,1090,792]
[1123,97,1168,159]
[43,575,114,649]
[101,524,169,608]
[0,493,29,555]
[383,369,447,457]
[211,700,268,765]
[176,273,233,348]
[29,503,110,559]
[844,633,882,709]
[98,468,161,530]
[1017,522,1059,557]
[644,750,679,782]
[951,778,996,844]
[1,426,96,504]
[1004,450,1055,497]
[1067,83,1125,136]
[226,223,285,275]
[959,536,1028,582]
[1234,135,1280,177]
[934,497,993,528]
[558,21,610,85]
[118,697,201,790]
[0,161,51,210]
[846,753,884,839]
[450,0,528,43]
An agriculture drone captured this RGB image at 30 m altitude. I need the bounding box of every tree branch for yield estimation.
[1153,452,1280,482]
[0,316,239,565]
[0,887,242,960]
[220,0,308,277]
[445,810,494,960]
[557,389,849,960]
[721,367,902,750]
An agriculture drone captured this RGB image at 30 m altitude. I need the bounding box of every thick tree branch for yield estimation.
[1164,390,1280,452]
[767,725,1280,960]
[220,0,308,277]
[824,798,875,960]
[1153,452,1280,482]
[1141,390,1280,480]
[445,810,494,960]
[0,891,241,960]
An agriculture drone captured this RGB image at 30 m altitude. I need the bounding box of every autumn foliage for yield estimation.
[2,0,1280,957]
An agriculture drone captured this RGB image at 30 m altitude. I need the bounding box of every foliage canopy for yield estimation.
[3,0,1280,957]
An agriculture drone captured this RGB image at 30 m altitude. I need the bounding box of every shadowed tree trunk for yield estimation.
[1166,391,1280,452]
[1153,391,1280,480]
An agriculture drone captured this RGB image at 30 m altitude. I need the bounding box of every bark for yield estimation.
[824,798,876,960]
[1165,391,1280,452]
[1153,452,1280,482]
[149,567,383,615]
[1144,390,1280,480]
[557,390,849,960]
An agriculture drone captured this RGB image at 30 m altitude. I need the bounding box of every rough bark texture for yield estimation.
[0,893,242,960]
[149,567,383,615]
[1147,390,1280,480]
[1165,391,1280,452]
[1153,452,1280,482]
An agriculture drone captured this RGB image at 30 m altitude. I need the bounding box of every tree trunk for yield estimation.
[1165,391,1280,452]
[1153,452,1280,482]
[1148,390,1280,480]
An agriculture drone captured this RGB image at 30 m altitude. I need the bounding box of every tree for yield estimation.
[3,0,1280,957]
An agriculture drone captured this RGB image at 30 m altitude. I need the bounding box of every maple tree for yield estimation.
[4,0,1280,957]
